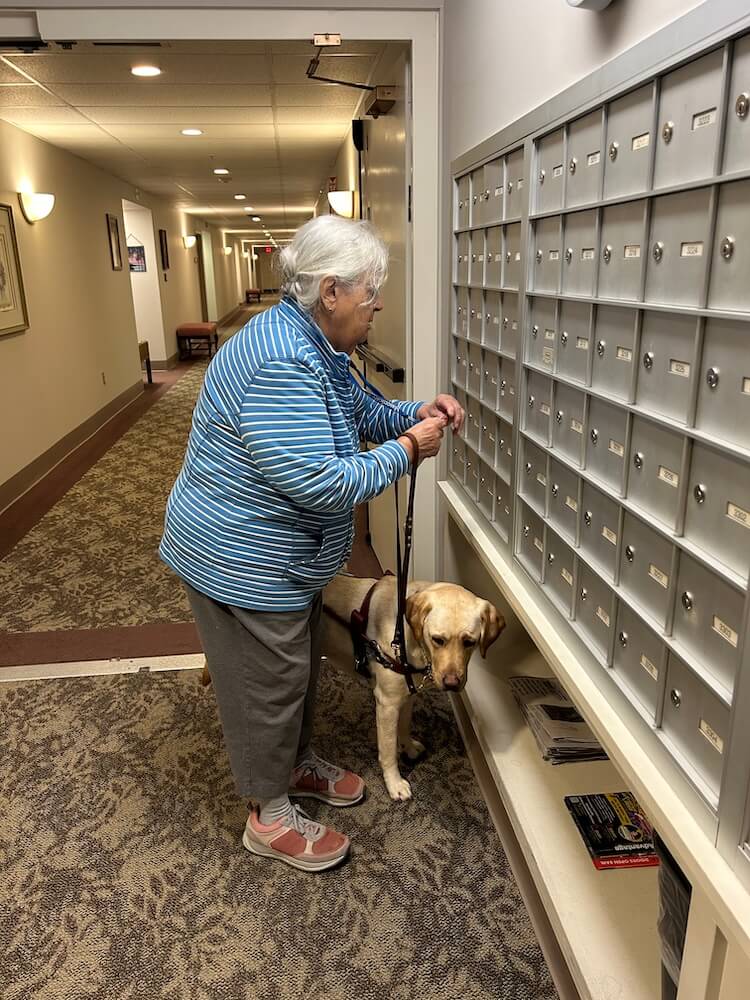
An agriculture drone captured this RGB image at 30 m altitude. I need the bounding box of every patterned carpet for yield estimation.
[0,664,557,1000]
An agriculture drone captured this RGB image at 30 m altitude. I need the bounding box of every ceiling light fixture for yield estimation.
[251,216,261,222]
[223,245,233,255]
[131,65,161,78]
[181,128,203,136]
[213,168,229,175]
[234,194,246,200]
[327,190,355,218]
[18,190,55,223]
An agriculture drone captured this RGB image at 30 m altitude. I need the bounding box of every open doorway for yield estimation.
[122,199,166,374]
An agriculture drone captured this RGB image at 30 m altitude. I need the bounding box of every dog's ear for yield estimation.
[479,601,505,657]
[406,590,432,645]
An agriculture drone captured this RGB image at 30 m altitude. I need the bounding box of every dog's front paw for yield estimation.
[385,773,413,801]
[400,737,425,761]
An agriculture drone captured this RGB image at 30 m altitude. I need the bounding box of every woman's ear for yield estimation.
[406,591,432,645]
[319,276,337,313]
[479,601,505,657]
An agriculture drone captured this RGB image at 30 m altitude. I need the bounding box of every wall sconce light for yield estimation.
[18,190,55,223]
[182,234,197,249]
[327,190,355,218]
[223,245,233,255]
[241,251,249,259]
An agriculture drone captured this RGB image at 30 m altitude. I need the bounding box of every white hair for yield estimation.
[277,215,388,312]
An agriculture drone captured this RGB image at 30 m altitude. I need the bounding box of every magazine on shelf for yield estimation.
[507,675,608,764]
[564,792,660,870]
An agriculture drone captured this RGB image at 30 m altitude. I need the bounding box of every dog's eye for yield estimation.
[463,638,476,648]
[431,635,446,647]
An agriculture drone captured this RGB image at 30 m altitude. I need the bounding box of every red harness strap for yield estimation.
[349,572,393,679]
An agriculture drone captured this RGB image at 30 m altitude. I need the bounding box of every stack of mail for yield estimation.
[508,675,608,764]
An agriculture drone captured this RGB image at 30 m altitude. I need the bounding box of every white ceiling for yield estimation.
[0,39,391,240]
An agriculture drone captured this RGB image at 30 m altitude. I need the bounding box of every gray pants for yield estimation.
[185,583,323,800]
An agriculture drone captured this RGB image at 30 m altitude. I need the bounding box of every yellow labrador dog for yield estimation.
[322,574,505,801]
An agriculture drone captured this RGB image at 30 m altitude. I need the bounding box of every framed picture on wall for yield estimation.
[0,203,29,337]
[106,213,123,271]
[128,244,146,272]
[158,228,170,270]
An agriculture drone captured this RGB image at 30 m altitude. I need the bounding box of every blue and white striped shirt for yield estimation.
[160,296,422,610]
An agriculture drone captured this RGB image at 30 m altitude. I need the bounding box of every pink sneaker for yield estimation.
[289,755,366,807]
[242,806,350,873]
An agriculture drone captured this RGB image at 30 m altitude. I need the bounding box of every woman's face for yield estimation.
[317,277,383,355]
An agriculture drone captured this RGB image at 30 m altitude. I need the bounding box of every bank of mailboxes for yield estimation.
[452,30,750,822]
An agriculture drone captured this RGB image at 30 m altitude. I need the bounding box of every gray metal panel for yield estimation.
[457,174,470,229]
[479,405,497,466]
[645,188,713,308]
[580,480,621,581]
[723,31,750,174]
[557,300,592,384]
[636,312,698,424]
[464,398,481,452]
[662,653,730,805]
[695,318,750,450]
[520,435,548,512]
[467,341,482,397]
[457,231,469,285]
[566,109,604,208]
[562,209,598,298]
[708,178,750,312]
[498,359,516,423]
[673,551,743,696]
[484,290,502,351]
[533,216,562,294]
[480,350,498,409]
[598,201,647,301]
[603,83,655,201]
[524,370,552,444]
[585,396,628,492]
[500,292,520,358]
[495,476,513,539]
[450,434,465,484]
[465,445,480,503]
[484,157,504,227]
[505,147,525,219]
[451,336,466,390]
[653,47,725,189]
[470,167,485,228]
[456,286,469,337]
[479,458,495,520]
[518,501,545,581]
[627,415,685,531]
[526,297,557,371]
[619,511,676,631]
[544,528,577,617]
[503,222,523,290]
[496,418,513,483]
[469,286,483,342]
[591,306,637,402]
[575,561,616,663]
[469,231,484,288]
[485,226,503,288]
[535,128,565,214]
[612,602,665,722]
[552,381,586,466]
[685,442,750,579]
[548,456,580,544]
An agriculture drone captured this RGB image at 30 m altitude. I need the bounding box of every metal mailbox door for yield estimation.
[708,178,750,313]
[653,47,724,189]
[464,446,480,502]
[457,232,469,285]
[566,109,603,208]
[456,286,469,337]
[636,312,697,424]
[504,223,523,290]
[591,306,637,401]
[598,201,647,301]
[467,342,482,396]
[484,157,504,227]
[558,300,592,384]
[575,562,615,664]
[552,382,586,466]
[580,480,621,580]
[661,653,730,806]
[525,371,552,444]
[645,188,712,308]
[533,217,563,294]
[685,442,750,579]
[627,416,685,531]
[505,147,525,219]
[518,502,545,581]
[723,32,750,175]
[562,209,598,297]
[619,511,675,631]
[544,529,577,617]
[612,603,665,722]
[496,418,513,484]
[485,227,503,288]
[673,552,743,697]
[480,352,498,410]
[548,456,580,543]
[469,231,484,288]
[470,166,485,227]
[469,287,483,342]
[501,292,520,358]
[527,297,557,371]
[484,290,502,351]
[695,319,750,451]
[494,478,513,540]
[535,128,565,214]
[479,406,497,465]
[464,399,481,452]
[521,435,548,512]
[498,365,516,423]
[452,337,467,390]
[457,173,470,229]
[450,435,466,483]
[586,396,628,493]
[479,459,495,519]
[603,83,654,201]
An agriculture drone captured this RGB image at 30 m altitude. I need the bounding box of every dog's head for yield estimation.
[405,583,505,692]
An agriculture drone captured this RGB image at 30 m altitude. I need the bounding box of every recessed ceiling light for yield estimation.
[180,128,203,136]
[251,216,261,222]
[131,65,161,78]
[213,168,229,175]
[234,194,246,200]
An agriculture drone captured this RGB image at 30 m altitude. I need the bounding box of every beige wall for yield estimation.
[314,128,360,219]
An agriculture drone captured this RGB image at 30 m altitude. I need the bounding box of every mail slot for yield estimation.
[505,146,525,219]
[535,128,565,214]
[707,178,750,314]
[484,290,502,351]
[723,32,750,174]
[612,602,665,723]
[661,653,729,807]
[645,189,712,309]
[518,501,545,582]
[580,479,621,581]
[520,435,548,513]
[694,318,750,450]
[485,226,503,288]
[585,396,629,493]
[566,109,604,208]
[627,415,685,531]
[526,297,557,371]
[619,511,676,631]
[501,292,520,359]
[598,201,648,302]
[635,312,697,424]
[524,370,552,444]
[562,209,598,298]
[533,216,563,294]
[547,455,581,544]
[591,306,637,402]
[575,561,616,664]
[557,300,592,384]
[551,382,586,466]
[685,442,750,580]
[544,527,577,617]
[504,223,523,290]
[603,83,654,201]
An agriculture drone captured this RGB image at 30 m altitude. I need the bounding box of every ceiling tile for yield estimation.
[80,106,274,125]
[48,84,273,107]
[273,84,360,108]
[274,105,357,124]
[271,54,375,86]
[0,105,89,125]
[6,53,273,87]
[0,85,64,108]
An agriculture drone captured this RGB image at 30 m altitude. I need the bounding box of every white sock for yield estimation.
[258,793,294,825]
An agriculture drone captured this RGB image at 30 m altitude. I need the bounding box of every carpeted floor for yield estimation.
[0,663,557,1000]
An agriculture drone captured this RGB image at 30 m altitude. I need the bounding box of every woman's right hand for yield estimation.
[399,415,447,462]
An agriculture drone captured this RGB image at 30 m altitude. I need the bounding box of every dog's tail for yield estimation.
[323,573,377,625]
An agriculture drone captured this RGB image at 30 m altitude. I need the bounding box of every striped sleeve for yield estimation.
[350,377,424,444]
[239,359,410,512]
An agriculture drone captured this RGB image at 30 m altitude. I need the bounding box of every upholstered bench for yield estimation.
[245,288,262,304]
[176,322,219,360]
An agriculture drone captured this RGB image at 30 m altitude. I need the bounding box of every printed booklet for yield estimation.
[564,791,660,870]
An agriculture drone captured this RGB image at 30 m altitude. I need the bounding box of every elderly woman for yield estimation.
[160,215,463,873]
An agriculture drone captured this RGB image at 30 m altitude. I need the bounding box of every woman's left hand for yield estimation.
[416,393,465,432]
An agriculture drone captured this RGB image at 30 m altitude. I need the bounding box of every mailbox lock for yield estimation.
[653,242,664,263]
[565,248,573,263]
[470,308,476,318]
[590,428,599,444]
[539,169,546,185]
[536,250,543,263]
[643,351,654,370]
[706,367,720,389]
[580,586,588,602]
[551,483,560,497]
[584,510,593,527]
[693,483,707,504]
[528,394,535,408]
[457,305,463,314]
[608,140,619,162]
[472,253,477,263]
[560,330,569,345]
[556,409,564,424]
[483,369,489,379]
[500,379,507,390]
[633,452,644,470]
[569,157,578,175]
[486,313,491,323]
[670,689,682,710]
[625,544,635,563]
[523,524,531,537]
[662,121,674,144]
[720,236,735,261]
[681,591,694,613]
[602,245,612,264]
[503,317,509,329]
[597,339,606,357]
[506,250,512,262]
[618,631,628,648]
[532,324,539,339]
[484,188,491,201]
[736,92,750,119]
[547,552,555,564]
[507,180,514,195]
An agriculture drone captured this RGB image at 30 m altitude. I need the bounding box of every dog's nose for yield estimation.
[443,674,462,691]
